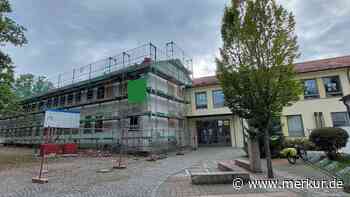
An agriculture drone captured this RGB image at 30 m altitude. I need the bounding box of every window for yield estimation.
[67,93,74,104]
[304,79,319,99]
[323,76,342,97]
[95,116,103,132]
[97,86,105,99]
[287,115,304,137]
[212,90,225,108]
[59,95,66,106]
[195,92,207,109]
[130,116,139,129]
[75,91,82,103]
[87,88,94,100]
[331,112,350,127]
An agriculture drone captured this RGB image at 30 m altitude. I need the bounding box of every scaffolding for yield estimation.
[0,42,193,153]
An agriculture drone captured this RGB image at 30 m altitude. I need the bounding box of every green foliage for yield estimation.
[0,0,27,116]
[283,138,316,150]
[13,74,53,99]
[309,127,349,160]
[216,0,302,138]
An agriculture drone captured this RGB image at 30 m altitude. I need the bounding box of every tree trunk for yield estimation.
[248,138,262,173]
[264,128,274,178]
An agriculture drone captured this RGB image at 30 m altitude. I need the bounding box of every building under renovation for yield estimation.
[0,42,193,153]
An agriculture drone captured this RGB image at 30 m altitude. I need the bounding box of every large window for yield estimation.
[331,112,350,127]
[212,90,225,108]
[323,76,342,97]
[287,115,304,137]
[195,92,207,109]
[304,79,319,99]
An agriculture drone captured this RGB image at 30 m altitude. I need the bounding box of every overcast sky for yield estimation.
[4,0,350,78]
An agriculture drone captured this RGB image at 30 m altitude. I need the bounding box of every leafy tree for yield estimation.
[309,127,349,160]
[216,0,302,178]
[14,74,53,99]
[0,0,27,116]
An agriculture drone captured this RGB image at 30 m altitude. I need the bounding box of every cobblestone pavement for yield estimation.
[0,147,244,197]
[156,158,350,197]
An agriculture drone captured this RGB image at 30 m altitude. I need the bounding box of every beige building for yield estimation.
[186,76,245,148]
[188,55,350,148]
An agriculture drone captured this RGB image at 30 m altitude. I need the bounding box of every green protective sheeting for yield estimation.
[128,78,147,103]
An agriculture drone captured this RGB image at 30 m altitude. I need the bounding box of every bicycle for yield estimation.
[281,145,308,164]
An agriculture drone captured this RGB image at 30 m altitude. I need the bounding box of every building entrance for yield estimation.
[196,119,231,146]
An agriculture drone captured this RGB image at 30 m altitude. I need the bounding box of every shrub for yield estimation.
[309,127,349,160]
[283,138,316,151]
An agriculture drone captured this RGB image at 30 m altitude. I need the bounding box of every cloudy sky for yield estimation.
[4,0,350,79]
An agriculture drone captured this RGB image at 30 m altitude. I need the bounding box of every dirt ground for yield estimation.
[0,146,39,171]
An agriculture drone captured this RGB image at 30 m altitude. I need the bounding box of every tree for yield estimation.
[14,74,53,99]
[0,0,27,116]
[309,127,349,160]
[216,0,302,178]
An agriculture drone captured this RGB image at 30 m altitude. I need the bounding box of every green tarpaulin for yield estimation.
[127,78,147,103]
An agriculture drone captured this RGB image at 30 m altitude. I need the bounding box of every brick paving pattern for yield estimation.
[155,158,350,197]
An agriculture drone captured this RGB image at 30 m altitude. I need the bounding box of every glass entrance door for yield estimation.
[196,119,231,146]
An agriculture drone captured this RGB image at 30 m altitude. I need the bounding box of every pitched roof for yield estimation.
[192,76,219,87]
[295,55,350,73]
[192,55,350,87]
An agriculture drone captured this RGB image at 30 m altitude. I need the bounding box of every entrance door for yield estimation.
[196,119,231,146]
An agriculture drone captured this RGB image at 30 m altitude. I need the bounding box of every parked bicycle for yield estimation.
[281,145,308,164]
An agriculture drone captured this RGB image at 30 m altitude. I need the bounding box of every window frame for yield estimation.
[286,115,305,137]
[195,91,208,109]
[331,112,350,127]
[322,76,343,97]
[303,78,320,99]
[212,89,225,108]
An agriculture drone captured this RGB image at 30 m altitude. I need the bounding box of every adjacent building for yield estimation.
[187,55,350,149]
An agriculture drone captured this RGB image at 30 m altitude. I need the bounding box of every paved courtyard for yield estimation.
[0,147,348,197]
[156,157,350,197]
[0,147,244,197]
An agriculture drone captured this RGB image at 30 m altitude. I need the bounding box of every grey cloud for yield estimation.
[4,0,350,78]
